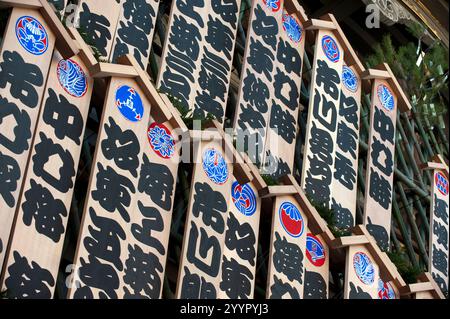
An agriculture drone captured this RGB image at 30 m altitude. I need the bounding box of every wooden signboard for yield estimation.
[267,195,308,299]
[68,76,180,298]
[0,7,55,271]
[429,169,449,295]
[157,0,241,124]
[218,177,261,299]
[176,132,233,298]
[110,0,160,69]
[303,230,329,299]
[0,51,93,298]
[233,1,305,177]
[330,64,361,229]
[362,79,398,252]
[344,245,379,299]
[76,0,122,61]
[300,28,344,207]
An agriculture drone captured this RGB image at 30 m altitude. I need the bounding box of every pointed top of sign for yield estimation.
[421,154,449,177]
[362,63,412,113]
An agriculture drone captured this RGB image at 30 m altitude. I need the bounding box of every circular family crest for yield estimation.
[262,0,282,12]
[378,279,396,299]
[279,202,304,238]
[306,233,326,267]
[202,148,228,185]
[322,35,340,63]
[115,85,144,122]
[282,10,302,43]
[377,84,395,111]
[353,252,375,285]
[231,182,257,217]
[57,59,88,98]
[342,66,358,92]
[435,171,449,196]
[15,16,49,56]
[148,123,175,159]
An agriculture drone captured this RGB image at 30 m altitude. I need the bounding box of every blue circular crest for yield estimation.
[115,85,144,122]
[322,35,340,63]
[342,66,358,92]
[378,279,396,299]
[279,202,304,238]
[57,59,88,98]
[282,11,303,43]
[262,0,281,12]
[148,123,175,159]
[231,182,257,216]
[377,84,395,111]
[306,234,326,267]
[202,148,228,185]
[15,16,49,56]
[353,252,375,285]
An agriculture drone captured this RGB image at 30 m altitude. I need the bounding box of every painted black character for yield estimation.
[274,68,299,111]
[225,212,256,266]
[131,201,165,255]
[101,117,140,177]
[269,101,296,144]
[238,102,267,131]
[349,282,372,299]
[371,136,393,176]
[366,217,390,252]
[242,71,269,113]
[177,0,205,28]
[92,163,135,222]
[339,93,359,131]
[312,89,337,132]
[252,4,278,49]
[78,254,119,299]
[220,257,253,299]
[123,244,163,299]
[336,120,358,160]
[369,168,392,210]
[169,15,201,60]
[315,59,340,100]
[331,199,354,229]
[277,39,301,74]
[270,275,300,299]
[433,221,448,247]
[272,232,303,284]
[262,151,291,179]
[43,88,84,145]
[205,15,234,59]
[334,152,356,191]
[0,51,43,108]
[0,96,31,154]
[138,153,174,211]
[22,179,67,243]
[248,38,274,81]
[434,194,448,225]
[180,267,216,299]
[0,151,20,207]
[5,251,54,299]
[211,0,238,29]
[79,3,112,56]
[432,272,448,295]
[192,182,227,234]
[304,270,327,299]
[432,244,448,276]
[373,107,394,144]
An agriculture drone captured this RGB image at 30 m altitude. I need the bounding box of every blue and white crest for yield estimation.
[115,85,144,122]
[342,66,358,92]
[57,59,88,98]
[279,202,304,238]
[16,16,49,56]
[322,35,340,63]
[148,123,175,159]
[282,11,302,43]
[202,148,228,185]
[377,84,395,111]
[231,182,257,216]
[378,279,396,299]
[353,252,375,285]
[262,0,281,12]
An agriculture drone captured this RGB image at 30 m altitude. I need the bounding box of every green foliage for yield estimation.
[386,249,423,284]
[261,174,279,186]
[158,89,217,130]
[366,24,449,128]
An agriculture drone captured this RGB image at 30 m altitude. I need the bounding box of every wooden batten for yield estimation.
[259,185,298,199]
[304,19,336,31]
[399,273,445,299]
[0,0,41,9]
[88,63,139,79]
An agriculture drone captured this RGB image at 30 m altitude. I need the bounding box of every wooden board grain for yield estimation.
[157,0,241,124]
[300,29,344,208]
[0,7,55,273]
[428,168,449,296]
[110,0,160,69]
[344,245,379,299]
[266,195,308,299]
[330,64,361,230]
[362,79,398,252]
[176,131,233,298]
[0,51,93,298]
[303,230,329,299]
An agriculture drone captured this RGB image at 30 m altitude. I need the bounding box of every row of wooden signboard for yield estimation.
[0,0,447,299]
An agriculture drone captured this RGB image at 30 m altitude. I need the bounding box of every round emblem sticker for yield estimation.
[57,59,88,98]
[378,279,396,299]
[342,65,358,92]
[202,148,228,185]
[115,85,144,122]
[231,182,257,217]
[262,0,281,12]
[16,16,49,56]
[279,202,304,238]
[322,35,340,63]
[377,84,395,111]
[353,252,375,285]
[148,123,175,159]
[306,233,326,267]
[435,171,449,196]
[282,10,302,43]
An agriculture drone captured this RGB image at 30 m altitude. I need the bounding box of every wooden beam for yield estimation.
[361,69,391,80]
[88,63,139,79]
[304,18,336,31]
[259,185,298,198]
[331,235,370,248]
[0,0,41,9]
